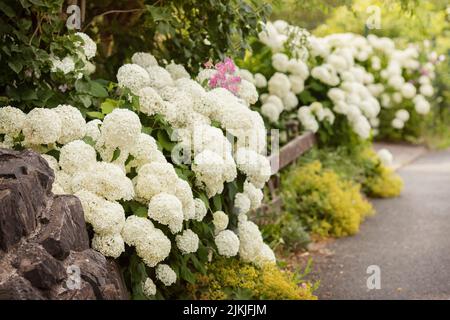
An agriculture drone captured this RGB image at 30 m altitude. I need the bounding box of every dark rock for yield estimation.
[0,148,128,300]
[38,195,90,260]
[14,243,65,290]
[0,149,54,252]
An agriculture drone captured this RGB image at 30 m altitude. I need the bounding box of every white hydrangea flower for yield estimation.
[254,243,276,267]
[42,154,59,173]
[174,179,196,220]
[212,211,229,233]
[23,108,61,145]
[175,229,199,254]
[282,92,299,111]
[122,216,171,267]
[85,119,102,142]
[165,61,190,80]
[261,102,282,123]
[71,162,134,201]
[75,32,97,59]
[395,109,410,122]
[87,199,125,235]
[377,148,393,167]
[288,59,309,79]
[234,192,251,215]
[192,150,226,197]
[268,72,291,97]
[137,86,166,116]
[392,118,404,129]
[243,180,263,210]
[401,83,417,99]
[132,52,158,68]
[59,140,97,174]
[155,264,177,286]
[215,230,240,257]
[235,148,271,188]
[272,53,289,72]
[254,73,267,88]
[194,198,207,222]
[54,104,86,144]
[134,162,179,202]
[289,75,305,94]
[128,133,166,169]
[117,64,150,94]
[52,183,66,195]
[145,65,174,89]
[51,56,75,74]
[419,84,433,97]
[100,108,142,150]
[414,95,430,114]
[238,79,259,105]
[148,192,184,234]
[237,219,264,263]
[0,106,26,137]
[142,278,157,297]
[91,233,125,258]
[237,69,255,83]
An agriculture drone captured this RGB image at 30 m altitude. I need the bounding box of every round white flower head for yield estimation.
[237,219,264,263]
[86,199,125,235]
[420,84,434,97]
[122,216,171,267]
[0,106,26,137]
[192,150,226,197]
[59,140,97,174]
[100,108,142,150]
[75,189,106,220]
[165,61,190,80]
[289,75,305,94]
[194,198,207,222]
[254,73,267,88]
[391,118,404,129]
[282,92,299,111]
[148,192,184,234]
[54,104,86,144]
[215,230,240,257]
[134,162,179,202]
[175,229,199,254]
[377,148,393,167]
[137,87,165,116]
[55,170,72,193]
[155,264,177,286]
[132,52,158,68]
[238,69,255,83]
[268,72,291,97]
[71,162,134,201]
[23,108,62,145]
[414,95,430,114]
[401,83,417,99]
[235,148,271,188]
[145,65,174,89]
[174,179,196,220]
[75,32,97,59]
[272,53,289,72]
[261,103,281,123]
[128,133,166,169]
[41,154,59,173]
[142,278,157,297]
[288,59,309,79]
[212,211,229,233]
[238,79,259,105]
[51,56,75,74]
[254,243,276,267]
[117,64,150,94]
[351,115,371,139]
[85,119,102,142]
[234,192,251,215]
[91,233,125,258]
[395,109,410,122]
[243,180,263,210]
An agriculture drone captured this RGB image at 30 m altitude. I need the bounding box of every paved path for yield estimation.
[313,149,450,300]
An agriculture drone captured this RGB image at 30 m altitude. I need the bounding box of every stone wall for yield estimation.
[0,148,128,299]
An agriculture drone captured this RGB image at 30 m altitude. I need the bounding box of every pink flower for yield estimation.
[208,57,241,95]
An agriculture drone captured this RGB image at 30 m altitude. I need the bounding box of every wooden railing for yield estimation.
[250,132,317,225]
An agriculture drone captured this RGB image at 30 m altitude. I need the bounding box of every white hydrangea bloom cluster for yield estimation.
[362,35,436,130]
[155,264,177,286]
[175,229,199,254]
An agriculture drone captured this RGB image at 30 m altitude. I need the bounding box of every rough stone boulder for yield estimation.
[0,148,128,300]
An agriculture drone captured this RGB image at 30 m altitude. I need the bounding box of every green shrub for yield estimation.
[187,257,317,300]
[281,161,374,237]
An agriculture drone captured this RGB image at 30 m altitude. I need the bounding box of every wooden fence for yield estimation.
[250,132,317,225]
